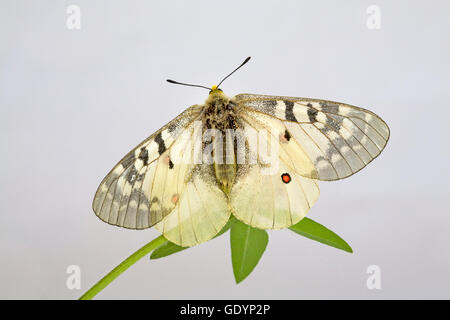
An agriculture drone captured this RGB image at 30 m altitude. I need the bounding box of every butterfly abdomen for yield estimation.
[214,163,236,195]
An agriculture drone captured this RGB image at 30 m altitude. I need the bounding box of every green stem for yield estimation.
[79,235,166,300]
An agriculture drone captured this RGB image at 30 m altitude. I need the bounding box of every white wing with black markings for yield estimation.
[235,94,390,181]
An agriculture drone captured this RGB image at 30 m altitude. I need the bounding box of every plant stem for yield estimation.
[79,235,166,300]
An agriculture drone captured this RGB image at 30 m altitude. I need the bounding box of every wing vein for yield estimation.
[312,122,353,174]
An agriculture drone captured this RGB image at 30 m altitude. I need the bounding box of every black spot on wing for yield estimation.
[151,197,159,204]
[168,159,174,169]
[136,172,146,181]
[284,101,297,121]
[138,147,149,165]
[261,100,277,115]
[307,108,318,123]
[121,153,135,168]
[284,130,291,141]
[154,132,166,155]
[127,166,138,183]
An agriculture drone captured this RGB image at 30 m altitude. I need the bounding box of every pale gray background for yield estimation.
[1,0,449,299]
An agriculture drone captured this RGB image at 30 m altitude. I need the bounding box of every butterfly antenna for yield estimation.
[217,56,251,88]
[166,79,210,91]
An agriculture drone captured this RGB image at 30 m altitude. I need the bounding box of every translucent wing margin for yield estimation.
[235,94,390,181]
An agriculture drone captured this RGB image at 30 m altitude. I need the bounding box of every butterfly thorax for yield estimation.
[203,90,238,195]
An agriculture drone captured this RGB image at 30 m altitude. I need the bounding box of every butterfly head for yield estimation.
[206,85,228,104]
[209,85,223,95]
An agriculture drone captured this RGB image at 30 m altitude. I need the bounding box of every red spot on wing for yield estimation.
[279,130,291,143]
[171,194,179,204]
[281,173,291,184]
[163,155,171,165]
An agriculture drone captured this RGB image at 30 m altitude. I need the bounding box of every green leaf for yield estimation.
[149,241,186,260]
[150,217,236,260]
[214,216,237,237]
[289,217,353,253]
[230,220,268,284]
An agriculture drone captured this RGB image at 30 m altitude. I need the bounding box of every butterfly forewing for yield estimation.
[92,105,204,230]
[239,109,319,179]
[235,94,390,181]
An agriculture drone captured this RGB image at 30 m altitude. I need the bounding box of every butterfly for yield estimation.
[92,57,390,247]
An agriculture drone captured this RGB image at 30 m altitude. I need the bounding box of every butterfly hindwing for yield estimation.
[229,141,319,230]
[154,123,231,247]
[235,94,390,181]
[155,165,230,247]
